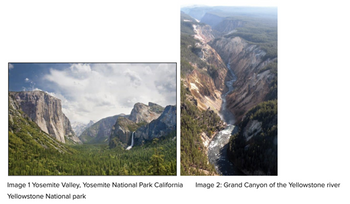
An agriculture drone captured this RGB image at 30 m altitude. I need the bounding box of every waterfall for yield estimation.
[130,131,134,147]
[126,132,135,150]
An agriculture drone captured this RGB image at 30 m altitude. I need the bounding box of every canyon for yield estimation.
[181,7,277,175]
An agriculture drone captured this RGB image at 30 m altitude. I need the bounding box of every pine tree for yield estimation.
[148,138,166,175]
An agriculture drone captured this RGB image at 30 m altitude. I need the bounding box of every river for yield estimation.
[207,62,244,175]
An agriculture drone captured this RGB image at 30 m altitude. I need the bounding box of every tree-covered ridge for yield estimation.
[222,16,277,60]
[180,34,224,90]
[227,100,277,175]
[180,11,198,35]
[180,82,223,175]
[261,59,277,101]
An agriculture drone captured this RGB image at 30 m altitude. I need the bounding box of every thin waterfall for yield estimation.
[126,131,135,150]
[130,131,134,147]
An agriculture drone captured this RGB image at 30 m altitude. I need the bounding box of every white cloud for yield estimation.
[9,64,14,70]
[43,63,176,123]
[24,78,36,91]
[123,69,142,87]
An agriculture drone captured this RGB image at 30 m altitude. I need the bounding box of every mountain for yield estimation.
[9,93,72,153]
[79,102,164,145]
[128,102,164,123]
[200,13,225,28]
[109,117,140,148]
[109,102,174,149]
[9,91,81,144]
[71,120,94,137]
[134,105,176,145]
[9,93,76,174]
[79,115,123,144]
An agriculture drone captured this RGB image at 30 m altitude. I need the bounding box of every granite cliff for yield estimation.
[128,102,164,123]
[9,91,81,144]
[134,105,176,145]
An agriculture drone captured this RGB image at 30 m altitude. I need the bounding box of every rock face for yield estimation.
[134,105,176,145]
[182,23,229,113]
[9,91,81,144]
[211,36,276,123]
[128,102,164,123]
[109,103,175,148]
[79,115,122,144]
[109,117,138,148]
[8,93,72,153]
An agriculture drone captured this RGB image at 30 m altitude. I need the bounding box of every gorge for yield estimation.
[181,6,277,175]
[207,62,243,175]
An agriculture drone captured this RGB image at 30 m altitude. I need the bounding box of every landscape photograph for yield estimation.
[180,6,277,175]
[8,63,177,175]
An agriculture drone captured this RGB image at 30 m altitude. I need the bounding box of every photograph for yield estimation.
[180,6,277,175]
[8,63,177,175]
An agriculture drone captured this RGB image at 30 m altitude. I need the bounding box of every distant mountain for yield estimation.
[79,115,124,144]
[9,91,81,144]
[71,120,94,137]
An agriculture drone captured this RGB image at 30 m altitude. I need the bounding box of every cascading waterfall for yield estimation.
[126,132,135,150]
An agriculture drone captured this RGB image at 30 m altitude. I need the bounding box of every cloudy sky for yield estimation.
[9,63,176,123]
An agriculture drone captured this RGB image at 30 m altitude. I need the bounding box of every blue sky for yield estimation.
[8,63,176,123]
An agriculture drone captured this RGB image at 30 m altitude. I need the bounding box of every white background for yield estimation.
[1,0,350,203]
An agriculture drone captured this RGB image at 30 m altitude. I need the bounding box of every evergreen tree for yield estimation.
[148,138,166,175]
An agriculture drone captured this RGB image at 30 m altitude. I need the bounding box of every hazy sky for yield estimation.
[8,63,176,123]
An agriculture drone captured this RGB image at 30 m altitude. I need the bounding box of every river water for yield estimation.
[207,62,244,175]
